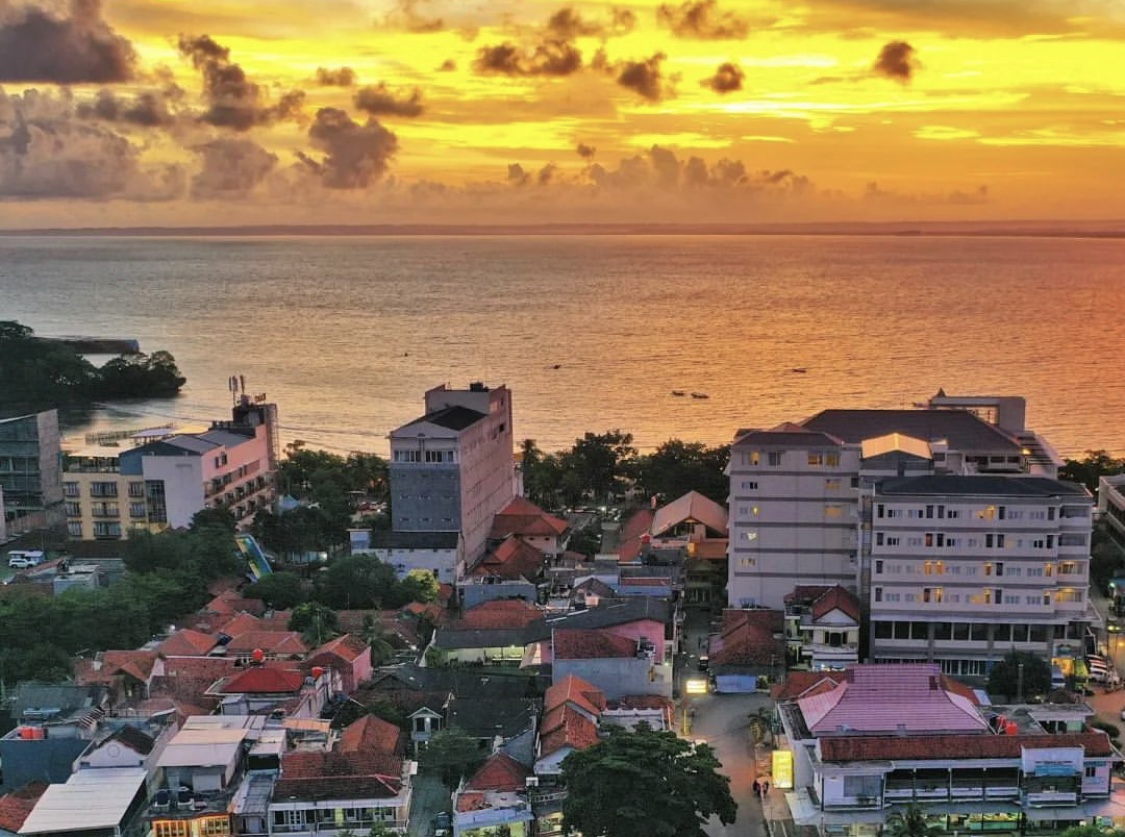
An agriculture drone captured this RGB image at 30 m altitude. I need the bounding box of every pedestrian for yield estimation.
[753,779,760,794]
[761,780,770,794]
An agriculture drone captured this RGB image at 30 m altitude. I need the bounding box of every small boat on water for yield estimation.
[792,367,808,374]
[691,392,710,399]
[671,390,686,397]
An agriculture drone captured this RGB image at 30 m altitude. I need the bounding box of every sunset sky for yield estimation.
[0,0,1123,226]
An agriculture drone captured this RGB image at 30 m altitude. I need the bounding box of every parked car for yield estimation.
[7,550,45,569]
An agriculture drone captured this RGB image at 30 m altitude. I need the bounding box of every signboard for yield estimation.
[772,750,794,790]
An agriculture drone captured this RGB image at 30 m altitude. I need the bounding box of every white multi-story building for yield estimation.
[385,383,515,578]
[867,475,1095,677]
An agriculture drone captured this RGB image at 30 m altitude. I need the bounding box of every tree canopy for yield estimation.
[561,723,736,837]
[0,320,186,410]
[885,804,944,837]
[630,439,729,505]
[987,651,1052,700]
[1059,449,1125,493]
[418,728,487,786]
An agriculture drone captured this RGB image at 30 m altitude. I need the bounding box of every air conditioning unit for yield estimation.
[525,777,539,788]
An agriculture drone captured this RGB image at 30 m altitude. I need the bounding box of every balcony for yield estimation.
[1025,790,1078,806]
[270,821,407,835]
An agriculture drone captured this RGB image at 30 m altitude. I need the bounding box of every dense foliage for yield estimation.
[561,723,736,837]
[0,320,185,410]
[418,728,488,785]
[987,650,1052,700]
[885,804,944,837]
[1059,449,1125,493]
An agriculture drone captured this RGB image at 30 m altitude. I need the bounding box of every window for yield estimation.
[874,587,883,602]
[825,504,843,518]
[937,505,945,518]
[995,561,1004,576]
[877,504,885,519]
[128,481,145,497]
[886,536,900,546]
[808,453,823,466]
[767,452,782,466]
[90,481,118,497]
[741,480,758,490]
[876,533,885,547]
[998,506,1006,520]
[1048,506,1056,520]
[1057,589,1084,603]
[925,533,934,548]
[1086,766,1098,779]
[825,478,841,491]
[425,449,451,463]
[213,452,228,468]
[154,822,191,837]
[394,449,421,463]
[63,482,80,497]
[875,559,884,574]
[130,502,147,518]
[67,522,83,537]
[947,509,960,519]
[146,480,167,523]
[826,452,841,467]
[65,501,81,517]
[745,452,760,466]
[93,521,122,539]
[926,505,934,519]
[978,506,996,520]
[994,587,1003,605]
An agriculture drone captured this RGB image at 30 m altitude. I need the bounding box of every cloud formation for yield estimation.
[191,138,277,198]
[656,0,750,40]
[384,0,444,33]
[178,34,305,130]
[872,40,920,83]
[299,108,398,189]
[473,40,583,76]
[315,67,357,87]
[613,53,676,102]
[353,83,424,118]
[544,6,636,39]
[0,0,136,83]
[76,88,179,127]
[702,61,744,93]
[576,143,597,158]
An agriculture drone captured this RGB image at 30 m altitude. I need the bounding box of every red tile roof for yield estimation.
[539,705,601,757]
[472,536,546,580]
[490,497,569,539]
[339,714,404,759]
[310,634,370,663]
[820,731,1114,762]
[784,586,832,606]
[159,629,217,656]
[553,628,637,660]
[275,751,402,801]
[216,612,263,638]
[0,782,48,834]
[691,539,728,561]
[465,752,530,792]
[545,675,605,716]
[205,589,266,617]
[709,609,786,668]
[454,600,545,631]
[222,667,306,694]
[225,631,308,656]
[810,586,861,623]
[620,509,655,542]
[771,671,848,701]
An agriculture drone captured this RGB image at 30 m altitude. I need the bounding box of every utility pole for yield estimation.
[1016,661,1025,703]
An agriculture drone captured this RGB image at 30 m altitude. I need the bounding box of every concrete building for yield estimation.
[62,400,278,538]
[388,382,515,576]
[0,410,63,536]
[867,475,1095,678]
[776,664,1118,837]
[1097,473,1125,552]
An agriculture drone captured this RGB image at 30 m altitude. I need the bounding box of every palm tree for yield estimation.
[885,803,943,837]
[361,612,397,666]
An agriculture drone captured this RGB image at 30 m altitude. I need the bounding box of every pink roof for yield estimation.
[798,664,988,736]
[222,667,306,694]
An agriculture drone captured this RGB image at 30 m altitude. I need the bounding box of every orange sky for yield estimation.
[0,0,1123,226]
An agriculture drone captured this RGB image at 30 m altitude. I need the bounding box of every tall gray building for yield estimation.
[0,410,64,535]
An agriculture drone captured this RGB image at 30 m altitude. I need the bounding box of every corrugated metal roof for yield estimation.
[19,767,146,834]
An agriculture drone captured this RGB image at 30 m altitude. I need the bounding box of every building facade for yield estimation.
[388,382,515,571]
[0,410,64,536]
[867,475,1095,678]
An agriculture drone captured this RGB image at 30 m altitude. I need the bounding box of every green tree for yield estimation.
[1058,826,1125,837]
[245,571,306,609]
[631,439,729,505]
[1059,450,1125,493]
[520,439,564,509]
[885,804,943,837]
[399,569,440,605]
[567,430,637,504]
[289,602,340,647]
[419,728,487,786]
[561,723,736,837]
[360,612,397,666]
[987,651,1052,700]
[317,554,400,610]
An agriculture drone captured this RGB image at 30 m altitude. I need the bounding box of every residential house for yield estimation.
[387,382,515,577]
[0,781,46,837]
[0,410,64,536]
[452,753,534,837]
[783,586,861,671]
[208,666,337,719]
[528,597,675,667]
[267,751,412,836]
[338,715,405,761]
[18,768,149,837]
[429,600,546,665]
[550,628,671,700]
[489,497,569,561]
[305,634,373,694]
[460,536,545,609]
[776,663,1118,836]
[533,675,604,776]
[74,649,162,708]
[707,609,786,693]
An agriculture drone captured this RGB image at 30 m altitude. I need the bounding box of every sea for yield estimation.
[1,234,1123,458]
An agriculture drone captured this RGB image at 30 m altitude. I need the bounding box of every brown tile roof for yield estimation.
[465,752,530,792]
[820,731,1114,762]
[709,609,785,668]
[771,671,848,701]
[784,586,832,606]
[620,509,655,542]
[539,705,600,757]
[275,751,402,801]
[159,629,217,657]
[810,586,861,623]
[225,631,308,656]
[309,634,369,664]
[205,589,266,617]
[472,536,545,581]
[545,675,605,716]
[553,628,637,660]
[0,781,48,833]
[339,714,404,760]
[215,612,263,637]
[691,539,728,561]
[490,497,569,539]
[221,667,305,694]
[453,600,545,631]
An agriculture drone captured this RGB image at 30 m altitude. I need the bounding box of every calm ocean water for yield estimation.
[1,234,1123,458]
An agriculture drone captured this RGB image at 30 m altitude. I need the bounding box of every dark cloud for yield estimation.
[76,88,179,127]
[583,145,809,195]
[507,163,530,186]
[0,88,180,200]
[0,0,136,83]
[545,6,636,39]
[537,163,558,186]
[474,39,583,76]
[703,61,744,93]
[872,40,919,82]
[576,143,597,158]
[656,0,750,39]
[438,59,457,72]
[315,67,357,87]
[353,83,424,118]
[299,107,398,189]
[614,53,676,102]
[385,0,443,33]
[177,34,305,130]
[190,138,277,199]
[865,181,990,205]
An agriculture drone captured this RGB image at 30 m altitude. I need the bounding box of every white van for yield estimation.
[7,550,45,569]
